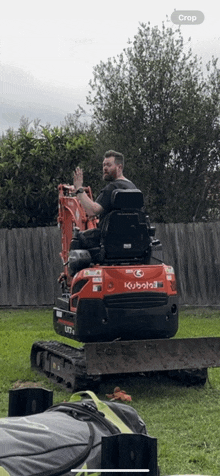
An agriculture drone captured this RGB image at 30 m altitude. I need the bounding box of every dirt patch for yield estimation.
[12,380,46,389]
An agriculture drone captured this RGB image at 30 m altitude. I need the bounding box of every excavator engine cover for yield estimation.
[53,263,178,343]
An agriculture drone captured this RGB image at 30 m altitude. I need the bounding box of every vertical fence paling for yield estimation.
[0,223,220,307]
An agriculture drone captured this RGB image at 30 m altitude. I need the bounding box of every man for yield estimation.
[73,150,137,222]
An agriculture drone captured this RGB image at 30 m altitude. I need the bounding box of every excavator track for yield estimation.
[30,341,99,391]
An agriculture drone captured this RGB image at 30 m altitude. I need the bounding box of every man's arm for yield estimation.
[77,190,103,217]
[73,166,104,218]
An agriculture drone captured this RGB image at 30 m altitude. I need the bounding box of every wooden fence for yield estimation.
[0,222,220,307]
[0,227,62,307]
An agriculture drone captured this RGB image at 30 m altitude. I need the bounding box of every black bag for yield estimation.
[0,391,157,476]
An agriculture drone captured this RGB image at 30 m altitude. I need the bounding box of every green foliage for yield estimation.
[0,116,96,228]
[87,22,220,222]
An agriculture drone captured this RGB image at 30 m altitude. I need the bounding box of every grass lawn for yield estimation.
[1,307,220,475]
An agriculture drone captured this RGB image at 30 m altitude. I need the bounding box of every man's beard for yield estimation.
[103,173,114,181]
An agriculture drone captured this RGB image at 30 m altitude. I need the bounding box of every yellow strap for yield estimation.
[70,390,133,434]
[75,463,101,476]
[0,468,11,476]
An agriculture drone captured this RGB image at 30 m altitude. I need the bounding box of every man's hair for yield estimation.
[104,150,124,168]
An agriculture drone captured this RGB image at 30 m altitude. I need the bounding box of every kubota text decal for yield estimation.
[124,281,163,290]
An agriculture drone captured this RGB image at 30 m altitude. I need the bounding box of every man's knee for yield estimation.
[79,228,101,249]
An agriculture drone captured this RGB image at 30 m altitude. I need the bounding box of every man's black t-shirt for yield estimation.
[95,178,137,222]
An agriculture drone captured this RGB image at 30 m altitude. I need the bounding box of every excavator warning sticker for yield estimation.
[124,281,163,290]
[93,285,102,292]
[165,266,174,274]
[84,269,102,276]
[56,310,63,318]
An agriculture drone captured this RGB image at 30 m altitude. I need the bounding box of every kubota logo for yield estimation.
[134,269,144,278]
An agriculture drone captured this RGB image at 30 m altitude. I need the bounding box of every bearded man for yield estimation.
[73,150,137,222]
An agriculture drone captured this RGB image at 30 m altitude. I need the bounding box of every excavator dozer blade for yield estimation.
[84,337,220,375]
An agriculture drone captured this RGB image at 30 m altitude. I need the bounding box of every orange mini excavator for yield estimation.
[31,184,220,390]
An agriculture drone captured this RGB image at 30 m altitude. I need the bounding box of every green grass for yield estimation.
[0,308,77,416]
[176,307,220,338]
[1,307,220,475]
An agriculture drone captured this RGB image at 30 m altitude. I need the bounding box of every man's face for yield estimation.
[102,156,121,181]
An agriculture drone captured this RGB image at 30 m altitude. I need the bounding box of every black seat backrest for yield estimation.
[111,189,144,210]
[101,189,151,261]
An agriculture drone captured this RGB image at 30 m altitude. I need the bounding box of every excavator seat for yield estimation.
[68,189,153,275]
[100,189,151,261]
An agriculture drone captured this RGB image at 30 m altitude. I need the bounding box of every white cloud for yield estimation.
[1,0,219,133]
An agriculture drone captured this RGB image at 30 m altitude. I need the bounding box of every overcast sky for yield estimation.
[1,0,220,134]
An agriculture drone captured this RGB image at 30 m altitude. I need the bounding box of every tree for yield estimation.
[87,23,220,222]
[62,110,104,195]
[0,117,96,228]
